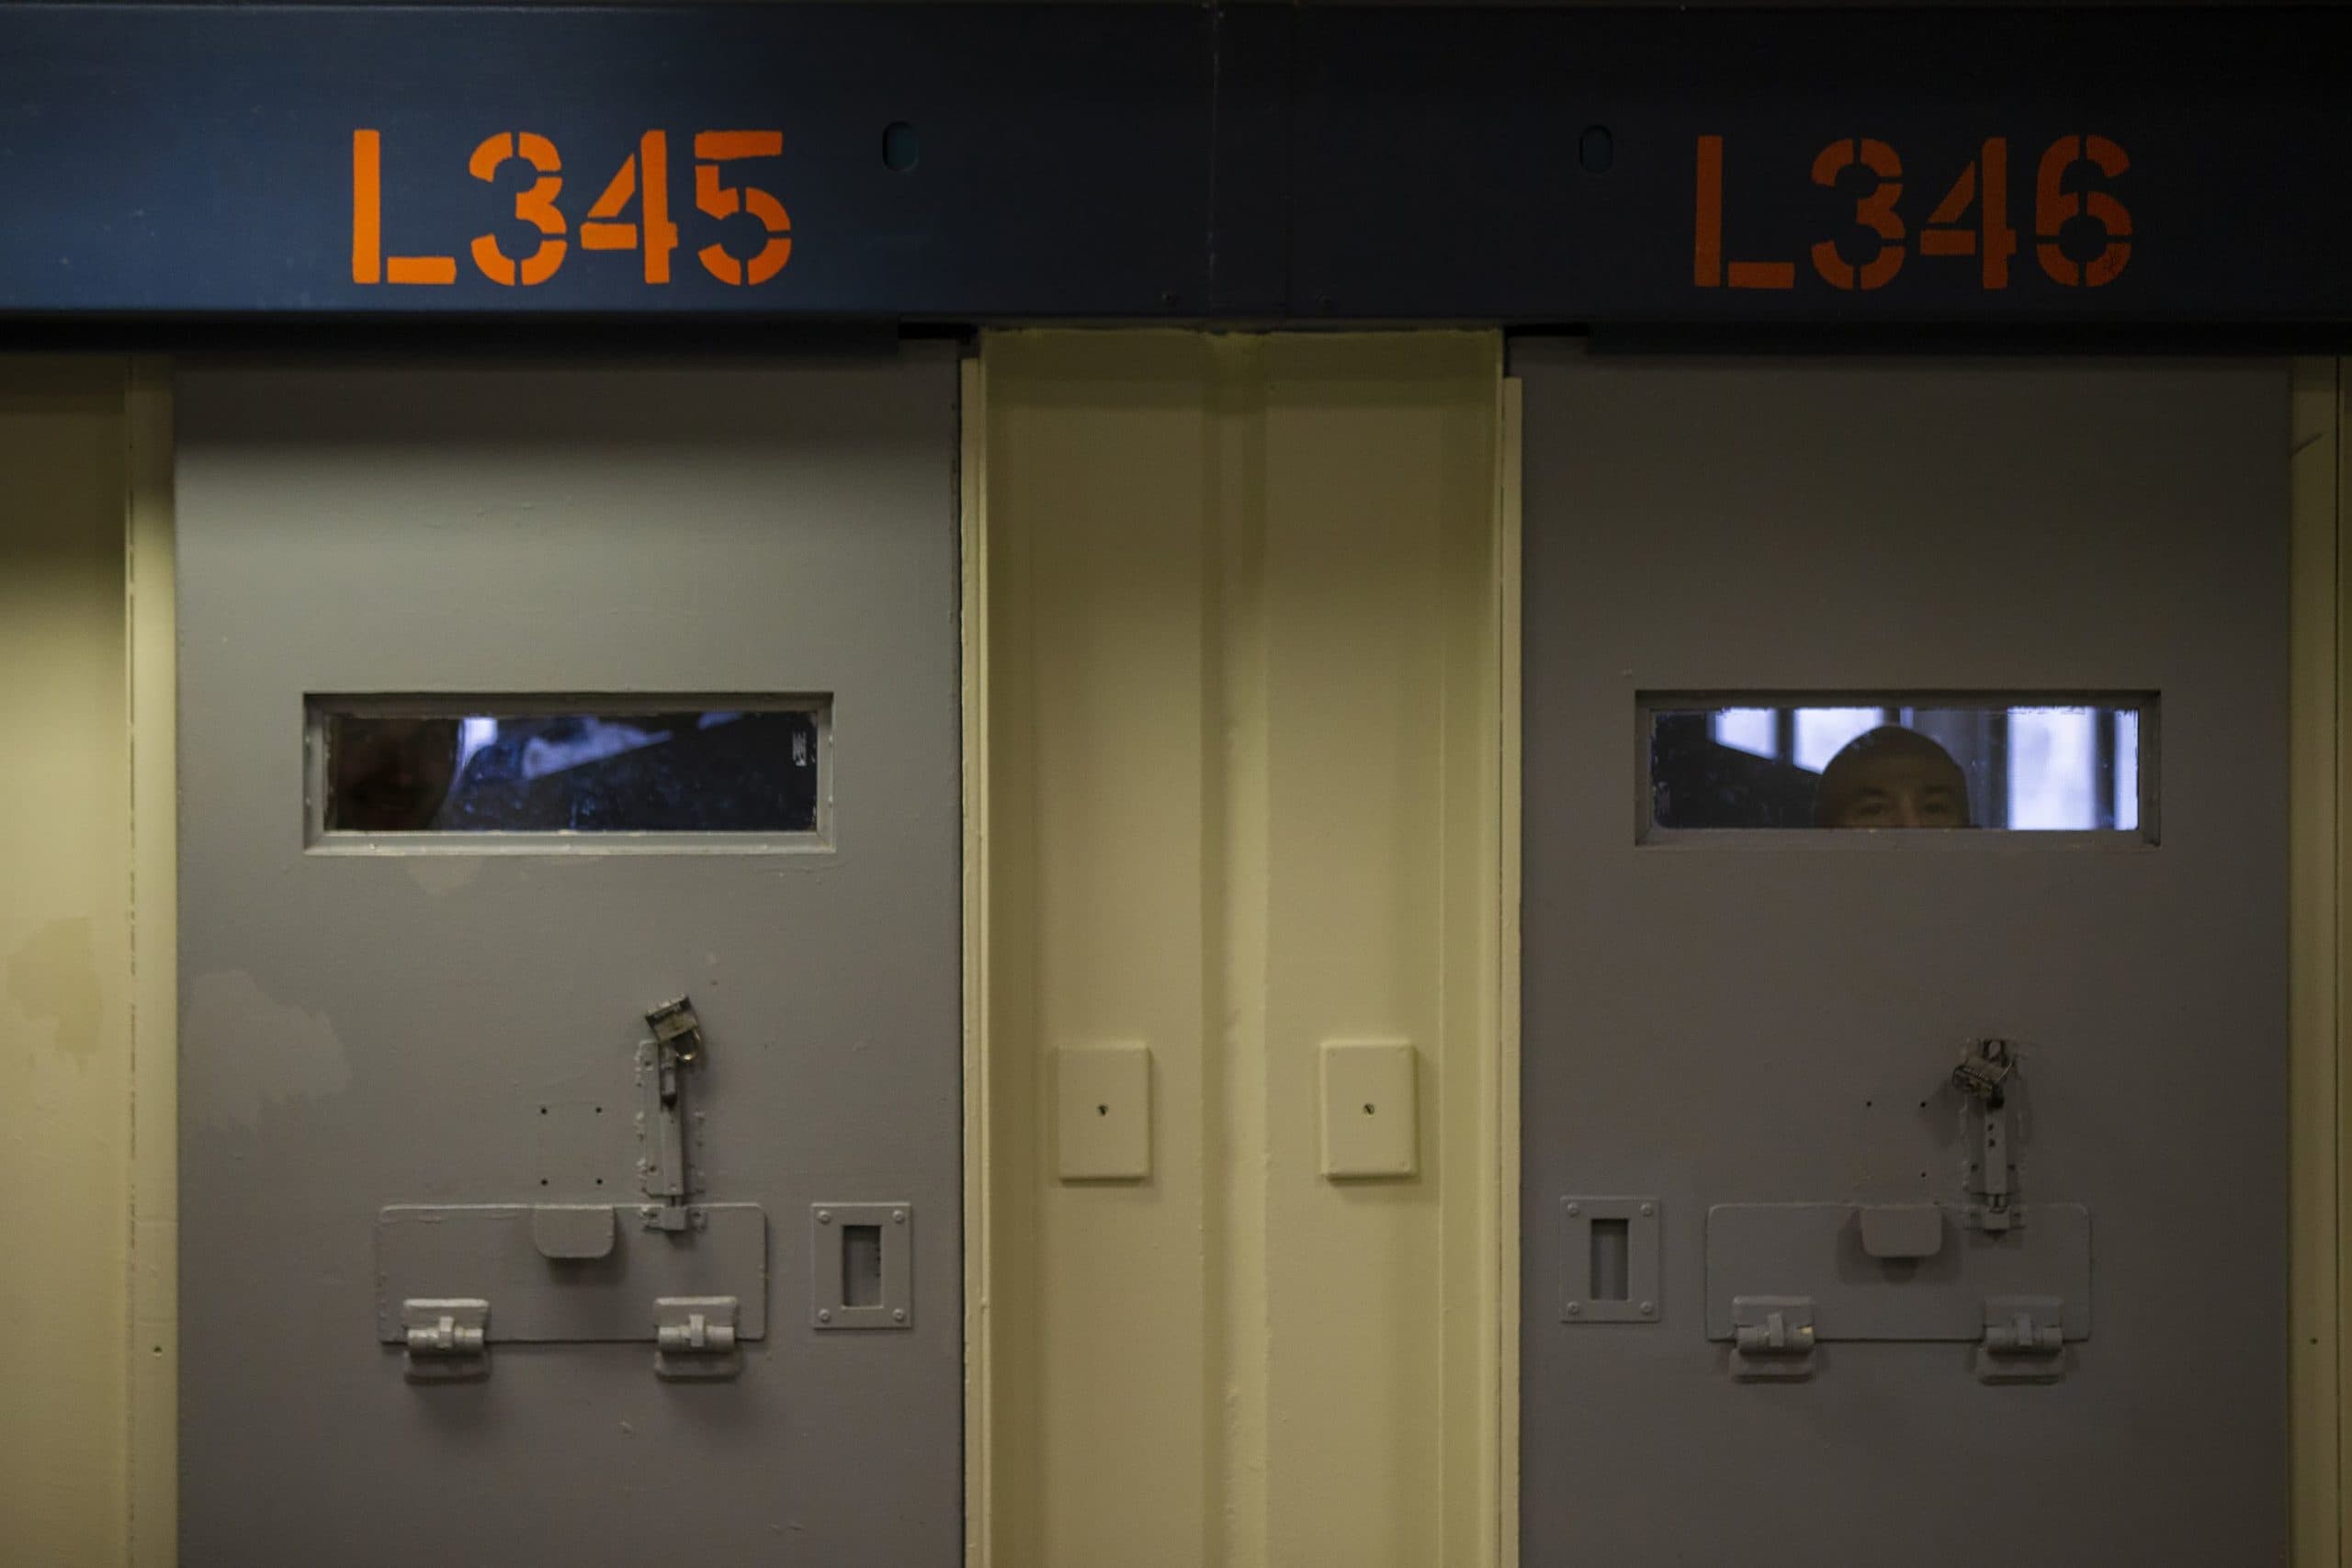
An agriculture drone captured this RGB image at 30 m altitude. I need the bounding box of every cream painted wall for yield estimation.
[0,358,132,1565]
[968,332,1511,1567]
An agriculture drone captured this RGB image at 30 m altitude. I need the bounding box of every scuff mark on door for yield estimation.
[185,970,350,1127]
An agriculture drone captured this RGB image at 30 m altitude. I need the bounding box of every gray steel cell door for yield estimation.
[1517,351,2288,1565]
[176,355,961,1566]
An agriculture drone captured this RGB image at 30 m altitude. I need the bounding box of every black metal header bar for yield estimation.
[1,5,2346,333]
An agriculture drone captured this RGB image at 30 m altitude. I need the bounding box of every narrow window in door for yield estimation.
[310,697,829,842]
[1645,694,2154,839]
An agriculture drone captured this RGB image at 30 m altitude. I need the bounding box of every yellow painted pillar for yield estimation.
[0,358,132,1564]
[968,331,1511,1567]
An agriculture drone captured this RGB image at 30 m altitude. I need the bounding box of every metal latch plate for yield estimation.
[1977,1293,2068,1383]
[1729,1295,1816,1381]
[654,1295,741,1380]
[401,1297,489,1382]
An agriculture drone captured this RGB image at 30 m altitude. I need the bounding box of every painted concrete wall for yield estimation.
[0,358,131,1565]
[969,332,1510,1566]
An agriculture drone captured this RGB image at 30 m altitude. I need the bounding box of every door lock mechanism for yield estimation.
[401,1297,489,1382]
[646,997,706,1065]
[639,997,707,1233]
[1952,1037,2017,1106]
[653,1295,741,1379]
[1952,1038,2022,1233]
[1729,1295,1816,1381]
[1977,1294,2067,1382]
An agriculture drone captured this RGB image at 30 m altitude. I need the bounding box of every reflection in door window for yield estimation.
[1710,706,1776,758]
[2007,707,2095,829]
[1791,707,1883,773]
[318,703,824,835]
[1655,698,2150,833]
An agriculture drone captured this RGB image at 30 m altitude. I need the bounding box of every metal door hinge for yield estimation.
[654,1295,741,1380]
[401,1297,489,1382]
[1976,1294,2066,1383]
[1729,1294,1815,1382]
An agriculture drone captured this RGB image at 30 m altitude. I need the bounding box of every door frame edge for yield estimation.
[125,355,177,1568]
[1494,369,1524,1568]
[2290,354,2343,1568]
[960,350,993,1568]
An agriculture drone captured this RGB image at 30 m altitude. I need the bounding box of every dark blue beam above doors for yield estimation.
[0,5,2343,333]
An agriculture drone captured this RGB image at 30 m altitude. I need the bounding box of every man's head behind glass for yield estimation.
[1813,725,1973,829]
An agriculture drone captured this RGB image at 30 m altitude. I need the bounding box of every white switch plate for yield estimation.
[1321,1040,1419,1179]
[1057,1043,1151,1180]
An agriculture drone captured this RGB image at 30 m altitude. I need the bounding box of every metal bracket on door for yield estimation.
[812,1203,915,1329]
[1729,1295,1816,1382]
[1559,1196,1663,1324]
[653,1295,741,1380]
[1976,1294,2067,1383]
[401,1297,490,1382]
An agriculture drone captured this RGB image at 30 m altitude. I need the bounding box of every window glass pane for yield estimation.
[1647,697,2151,834]
[1710,706,1777,759]
[2115,710,2141,833]
[2007,707,2098,829]
[1792,707,1886,772]
[319,703,823,834]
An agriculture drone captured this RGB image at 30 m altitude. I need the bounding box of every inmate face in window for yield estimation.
[1813,726,1971,829]
[1647,700,2143,831]
[329,716,461,831]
